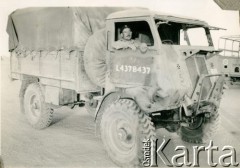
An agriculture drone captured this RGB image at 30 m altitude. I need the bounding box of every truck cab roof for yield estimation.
[107,9,209,27]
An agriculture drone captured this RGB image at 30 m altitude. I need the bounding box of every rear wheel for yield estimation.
[19,78,38,114]
[24,83,53,129]
[98,99,156,167]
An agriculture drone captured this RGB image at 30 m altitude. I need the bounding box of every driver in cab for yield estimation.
[113,25,140,50]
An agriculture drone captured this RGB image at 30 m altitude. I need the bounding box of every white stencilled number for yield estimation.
[132,66,137,73]
[115,65,151,74]
[119,65,124,71]
[146,67,151,74]
[124,65,128,72]
[137,67,141,73]
[142,67,146,74]
[128,65,132,72]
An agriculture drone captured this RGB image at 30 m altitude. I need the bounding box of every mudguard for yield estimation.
[94,92,135,121]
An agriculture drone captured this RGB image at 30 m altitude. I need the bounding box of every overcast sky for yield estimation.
[0,0,239,55]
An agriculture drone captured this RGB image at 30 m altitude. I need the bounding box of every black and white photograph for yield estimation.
[0,0,240,167]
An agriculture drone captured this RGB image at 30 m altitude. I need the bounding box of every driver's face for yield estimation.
[122,28,132,41]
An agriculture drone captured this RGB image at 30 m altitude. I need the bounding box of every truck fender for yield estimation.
[94,92,135,121]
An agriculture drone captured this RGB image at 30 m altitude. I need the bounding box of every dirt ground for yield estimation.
[1,57,240,167]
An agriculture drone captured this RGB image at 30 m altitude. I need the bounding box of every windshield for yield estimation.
[155,19,213,46]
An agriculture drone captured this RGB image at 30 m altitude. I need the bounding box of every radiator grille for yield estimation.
[186,55,212,100]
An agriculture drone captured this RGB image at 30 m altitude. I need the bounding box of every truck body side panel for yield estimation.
[10,50,100,93]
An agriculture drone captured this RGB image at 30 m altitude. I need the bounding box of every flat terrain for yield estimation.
[1,57,240,167]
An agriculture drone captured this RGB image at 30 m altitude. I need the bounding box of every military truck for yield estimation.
[215,36,240,84]
[8,7,225,166]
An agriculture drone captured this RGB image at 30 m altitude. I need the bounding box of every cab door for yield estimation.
[108,20,158,87]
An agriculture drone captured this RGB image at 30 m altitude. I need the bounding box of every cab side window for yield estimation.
[115,21,154,46]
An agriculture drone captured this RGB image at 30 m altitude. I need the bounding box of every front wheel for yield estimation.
[98,99,156,167]
[24,83,53,129]
[179,108,220,143]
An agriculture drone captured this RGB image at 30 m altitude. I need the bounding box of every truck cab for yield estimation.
[104,9,224,113]
[91,10,225,166]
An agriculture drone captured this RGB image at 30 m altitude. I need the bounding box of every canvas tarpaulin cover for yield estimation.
[7,7,125,51]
